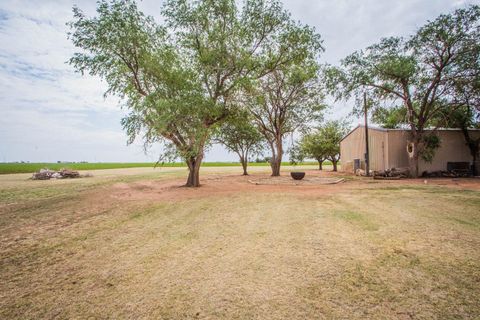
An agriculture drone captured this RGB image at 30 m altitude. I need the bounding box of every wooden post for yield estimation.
[364,92,370,176]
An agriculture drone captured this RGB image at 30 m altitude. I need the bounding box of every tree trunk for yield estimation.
[332,160,338,172]
[185,155,203,187]
[270,139,283,176]
[407,133,421,178]
[460,126,480,176]
[473,152,478,177]
[317,159,323,170]
[271,157,281,176]
[240,155,248,175]
[407,150,419,178]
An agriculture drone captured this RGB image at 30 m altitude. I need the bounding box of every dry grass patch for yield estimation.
[1,170,479,319]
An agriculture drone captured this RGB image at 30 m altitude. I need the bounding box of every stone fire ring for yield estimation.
[248,176,345,186]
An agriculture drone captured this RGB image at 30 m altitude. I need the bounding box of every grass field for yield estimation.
[1,166,479,319]
[0,161,322,174]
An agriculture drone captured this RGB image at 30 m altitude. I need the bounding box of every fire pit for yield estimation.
[290,172,305,180]
[248,176,345,185]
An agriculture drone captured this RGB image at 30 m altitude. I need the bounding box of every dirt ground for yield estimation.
[98,166,480,202]
[1,166,480,319]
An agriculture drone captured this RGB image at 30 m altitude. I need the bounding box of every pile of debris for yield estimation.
[371,167,472,179]
[31,168,83,180]
[372,167,410,180]
[421,170,471,178]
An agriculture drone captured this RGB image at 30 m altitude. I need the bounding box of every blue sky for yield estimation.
[0,0,476,162]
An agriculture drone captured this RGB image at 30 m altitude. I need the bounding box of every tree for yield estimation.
[327,5,480,177]
[371,105,407,129]
[246,59,325,176]
[371,39,480,174]
[69,0,313,187]
[288,144,305,166]
[295,131,328,170]
[214,113,264,175]
[291,120,348,172]
[316,121,349,172]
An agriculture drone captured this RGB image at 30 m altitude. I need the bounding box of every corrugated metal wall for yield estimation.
[340,126,386,172]
[342,128,480,173]
[418,130,480,172]
[386,130,409,169]
[369,130,387,171]
[340,127,362,172]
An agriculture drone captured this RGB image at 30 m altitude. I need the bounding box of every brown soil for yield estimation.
[107,169,480,203]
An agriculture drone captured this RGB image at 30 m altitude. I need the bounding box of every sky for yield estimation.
[0,0,477,163]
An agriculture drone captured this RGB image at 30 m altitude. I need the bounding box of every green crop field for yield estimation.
[0,161,325,174]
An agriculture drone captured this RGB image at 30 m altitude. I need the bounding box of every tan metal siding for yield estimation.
[340,127,363,172]
[386,130,409,169]
[385,130,480,171]
[340,127,386,172]
[369,130,386,171]
[342,127,479,173]
[418,131,480,172]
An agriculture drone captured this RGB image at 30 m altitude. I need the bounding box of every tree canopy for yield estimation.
[315,121,349,172]
[69,0,323,186]
[214,111,264,175]
[245,57,325,176]
[291,130,328,170]
[291,120,349,171]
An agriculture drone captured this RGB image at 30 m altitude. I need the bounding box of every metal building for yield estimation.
[340,125,480,173]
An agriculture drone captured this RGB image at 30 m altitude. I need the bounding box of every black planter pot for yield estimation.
[290,172,305,180]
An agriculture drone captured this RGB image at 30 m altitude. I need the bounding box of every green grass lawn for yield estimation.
[0,161,324,174]
[1,167,478,319]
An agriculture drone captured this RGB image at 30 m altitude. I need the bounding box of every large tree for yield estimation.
[327,5,480,177]
[214,112,264,175]
[245,60,325,176]
[69,0,314,187]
